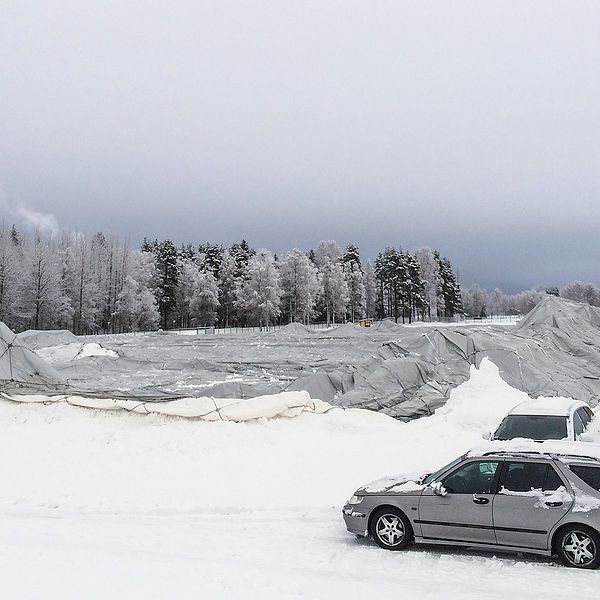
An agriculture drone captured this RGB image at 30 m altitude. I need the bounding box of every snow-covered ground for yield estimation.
[1,360,598,598]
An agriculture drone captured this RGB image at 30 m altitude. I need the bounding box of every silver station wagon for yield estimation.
[343,448,600,568]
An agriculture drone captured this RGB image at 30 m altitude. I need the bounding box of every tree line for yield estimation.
[142,238,463,330]
[460,282,600,318]
[0,222,464,332]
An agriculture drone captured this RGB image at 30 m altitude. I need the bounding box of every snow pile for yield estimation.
[429,358,528,431]
[36,342,118,363]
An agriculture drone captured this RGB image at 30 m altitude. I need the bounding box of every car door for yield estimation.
[418,459,500,544]
[493,460,572,550]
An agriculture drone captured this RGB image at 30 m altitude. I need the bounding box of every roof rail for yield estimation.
[481,450,600,462]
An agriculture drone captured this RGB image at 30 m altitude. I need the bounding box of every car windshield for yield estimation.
[422,455,465,485]
[494,415,568,441]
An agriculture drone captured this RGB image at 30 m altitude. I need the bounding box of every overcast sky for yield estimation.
[1,1,599,292]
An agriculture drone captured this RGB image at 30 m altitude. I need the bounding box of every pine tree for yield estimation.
[343,244,365,322]
[217,249,238,327]
[363,261,377,318]
[435,252,462,318]
[153,240,179,329]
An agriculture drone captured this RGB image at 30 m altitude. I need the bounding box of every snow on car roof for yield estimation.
[506,397,586,417]
[469,439,600,462]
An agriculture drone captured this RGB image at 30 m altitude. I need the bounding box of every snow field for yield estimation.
[1,358,598,598]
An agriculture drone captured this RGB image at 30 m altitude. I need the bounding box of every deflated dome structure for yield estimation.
[3,296,600,421]
[0,322,66,391]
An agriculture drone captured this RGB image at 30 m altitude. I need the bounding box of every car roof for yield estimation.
[469,440,600,463]
[506,397,587,417]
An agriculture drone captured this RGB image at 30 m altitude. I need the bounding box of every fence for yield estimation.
[172,314,521,336]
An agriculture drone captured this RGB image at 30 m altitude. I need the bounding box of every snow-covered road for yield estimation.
[2,508,597,600]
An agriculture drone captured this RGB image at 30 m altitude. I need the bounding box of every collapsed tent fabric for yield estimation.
[0,390,333,421]
[0,322,65,389]
[6,296,600,421]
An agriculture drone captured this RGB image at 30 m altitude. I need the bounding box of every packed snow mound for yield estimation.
[36,342,118,363]
[1,390,332,421]
[17,328,79,350]
[76,343,118,359]
[430,358,529,431]
[0,322,65,389]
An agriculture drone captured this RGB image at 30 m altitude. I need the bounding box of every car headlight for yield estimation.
[346,494,364,505]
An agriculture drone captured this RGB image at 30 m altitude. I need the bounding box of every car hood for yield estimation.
[357,473,427,496]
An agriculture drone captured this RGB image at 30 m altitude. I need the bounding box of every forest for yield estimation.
[0,223,593,333]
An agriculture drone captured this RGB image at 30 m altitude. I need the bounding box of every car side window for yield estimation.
[570,466,600,491]
[577,407,591,429]
[500,461,562,492]
[573,410,585,437]
[442,461,499,494]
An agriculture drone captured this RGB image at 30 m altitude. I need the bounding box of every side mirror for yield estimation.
[481,430,491,441]
[430,481,447,496]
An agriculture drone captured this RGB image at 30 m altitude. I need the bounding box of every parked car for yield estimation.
[343,447,600,568]
[485,398,595,442]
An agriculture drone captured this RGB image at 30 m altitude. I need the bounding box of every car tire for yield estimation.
[557,525,600,569]
[370,507,413,551]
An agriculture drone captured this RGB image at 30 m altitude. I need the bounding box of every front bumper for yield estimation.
[342,504,369,536]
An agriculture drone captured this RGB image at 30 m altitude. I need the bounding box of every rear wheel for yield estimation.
[557,526,600,569]
[370,507,413,551]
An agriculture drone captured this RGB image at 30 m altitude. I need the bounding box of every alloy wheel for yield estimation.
[375,513,405,547]
[562,530,597,567]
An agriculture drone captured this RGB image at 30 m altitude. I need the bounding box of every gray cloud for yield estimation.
[1,1,599,291]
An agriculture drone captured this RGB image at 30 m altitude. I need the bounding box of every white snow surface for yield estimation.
[1,358,599,598]
[35,342,118,362]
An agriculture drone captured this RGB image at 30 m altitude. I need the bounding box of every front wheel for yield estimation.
[370,507,413,551]
[557,526,600,569]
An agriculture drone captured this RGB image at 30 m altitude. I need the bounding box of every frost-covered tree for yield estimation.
[363,261,378,318]
[115,251,160,331]
[19,231,72,329]
[561,281,600,307]
[279,249,320,324]
[343,244,365,322]
[235,249,282,329]
[197,243,223,279]
[217,250,239,327]
[0,224,20,328]
[68,233,101,334]
[415,247,439,320]
[314,240,349,325]
[189,270,220,326]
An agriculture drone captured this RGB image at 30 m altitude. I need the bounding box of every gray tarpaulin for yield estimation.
[3,296,600,419]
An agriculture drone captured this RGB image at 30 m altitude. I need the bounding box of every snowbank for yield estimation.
[428,358,528,431]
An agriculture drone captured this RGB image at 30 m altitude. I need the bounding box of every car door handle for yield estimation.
[472,496,489,505]
[545,501,563,508]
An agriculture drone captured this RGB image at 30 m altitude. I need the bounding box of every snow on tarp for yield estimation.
[0,390,333,421]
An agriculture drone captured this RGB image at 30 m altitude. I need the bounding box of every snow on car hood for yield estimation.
[359,473,426,495]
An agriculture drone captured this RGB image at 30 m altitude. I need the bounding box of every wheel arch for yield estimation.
[550,521,600,555]
[367,504,411,536]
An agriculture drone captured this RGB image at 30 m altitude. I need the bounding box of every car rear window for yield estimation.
[570,466,600,491]
[494,415,568,441]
